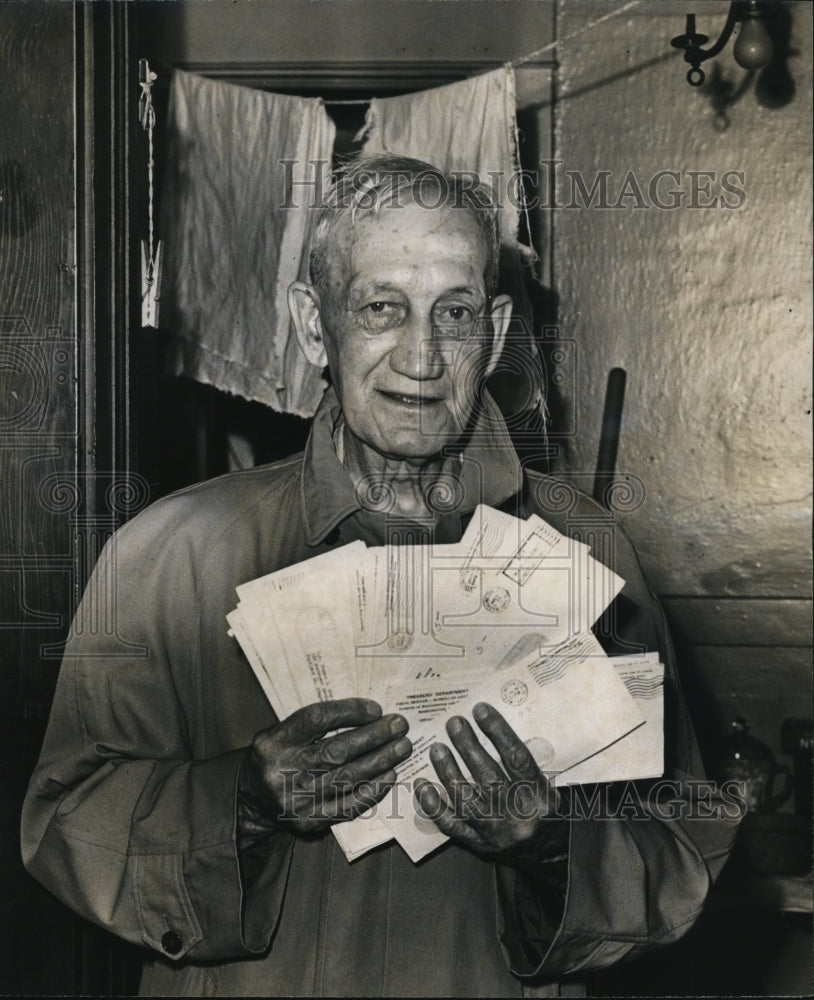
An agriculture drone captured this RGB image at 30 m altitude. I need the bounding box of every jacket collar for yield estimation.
[301,387,523,545]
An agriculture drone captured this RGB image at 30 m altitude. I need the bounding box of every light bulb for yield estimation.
[733,17,773,70]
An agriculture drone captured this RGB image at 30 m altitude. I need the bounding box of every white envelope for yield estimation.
[554,654,664,786]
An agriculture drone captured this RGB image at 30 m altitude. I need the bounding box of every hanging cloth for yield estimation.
[360,67,524,252]
[161,70,335,417]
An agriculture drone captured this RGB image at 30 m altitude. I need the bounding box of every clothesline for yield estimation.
[507,0,642,69]
[322,0,643,104]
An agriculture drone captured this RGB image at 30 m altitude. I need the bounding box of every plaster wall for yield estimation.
[551,0,812,599]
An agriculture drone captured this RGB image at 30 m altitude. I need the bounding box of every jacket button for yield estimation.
[161,930,183,955]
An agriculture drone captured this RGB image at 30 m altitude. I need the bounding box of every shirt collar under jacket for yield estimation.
[300,387,524,546]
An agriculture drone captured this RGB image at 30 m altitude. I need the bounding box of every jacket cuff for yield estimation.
[499,812,711,980]
[495,819,574,978]
[134,749,292,961]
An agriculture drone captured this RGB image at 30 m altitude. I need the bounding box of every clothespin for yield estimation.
[141,240,163,328]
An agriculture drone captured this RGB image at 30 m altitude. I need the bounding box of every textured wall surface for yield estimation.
[551,0,812,600]
[140,0,554,66]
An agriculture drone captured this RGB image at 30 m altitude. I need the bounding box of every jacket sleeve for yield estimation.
[494,504,744,979]
[20,508,295,963]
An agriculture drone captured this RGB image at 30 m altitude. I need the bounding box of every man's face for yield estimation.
[312,200,508,462]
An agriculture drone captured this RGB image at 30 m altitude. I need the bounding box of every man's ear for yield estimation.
[288,281,328,368]
[484,294,512,377]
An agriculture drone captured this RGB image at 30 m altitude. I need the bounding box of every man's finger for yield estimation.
[319,738,413,795]
[445,715,504,787]
[472,702,542,781]
[428,742,490,819]
[428,741,469,793]
[315,714,408,766]
[276,698,383,745]
[327,770,400,823]
[288,771,400,831]
[414,779,484,850]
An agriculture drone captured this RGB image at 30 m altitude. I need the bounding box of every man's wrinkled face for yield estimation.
[315,200,507,462]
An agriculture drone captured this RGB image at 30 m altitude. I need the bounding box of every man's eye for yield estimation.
[364,301,397,317]
[438,305,473,322]
[359,301,403,330]
[434,304,475,337]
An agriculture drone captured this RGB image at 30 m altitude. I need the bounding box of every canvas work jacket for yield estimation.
[22,391,741,997]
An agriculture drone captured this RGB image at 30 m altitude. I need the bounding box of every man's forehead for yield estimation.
[324,200,488,292]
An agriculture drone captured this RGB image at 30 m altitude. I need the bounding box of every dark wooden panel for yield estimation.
[0,6,75,337]
[0,3,144,996]
[0,3,83,996]
[0,1,78,719]
[677,644,813,783]
[663,597,813,648]
[679,645,812,690]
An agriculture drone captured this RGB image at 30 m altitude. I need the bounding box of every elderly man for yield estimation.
[22,155,740,997]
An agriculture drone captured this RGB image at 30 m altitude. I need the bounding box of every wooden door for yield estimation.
[1,2,141,993]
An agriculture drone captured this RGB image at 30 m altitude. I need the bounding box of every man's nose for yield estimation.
[389,316,446,380]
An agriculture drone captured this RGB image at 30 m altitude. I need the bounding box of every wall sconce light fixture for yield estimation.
[671,1,774,86]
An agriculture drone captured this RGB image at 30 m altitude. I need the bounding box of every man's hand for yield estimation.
[414,702,568,863]
[238,698,411,836]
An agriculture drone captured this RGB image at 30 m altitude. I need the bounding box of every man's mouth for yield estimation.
[378,390,443,407]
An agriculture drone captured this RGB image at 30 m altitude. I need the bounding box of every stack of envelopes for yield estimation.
[228,505,663,862]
